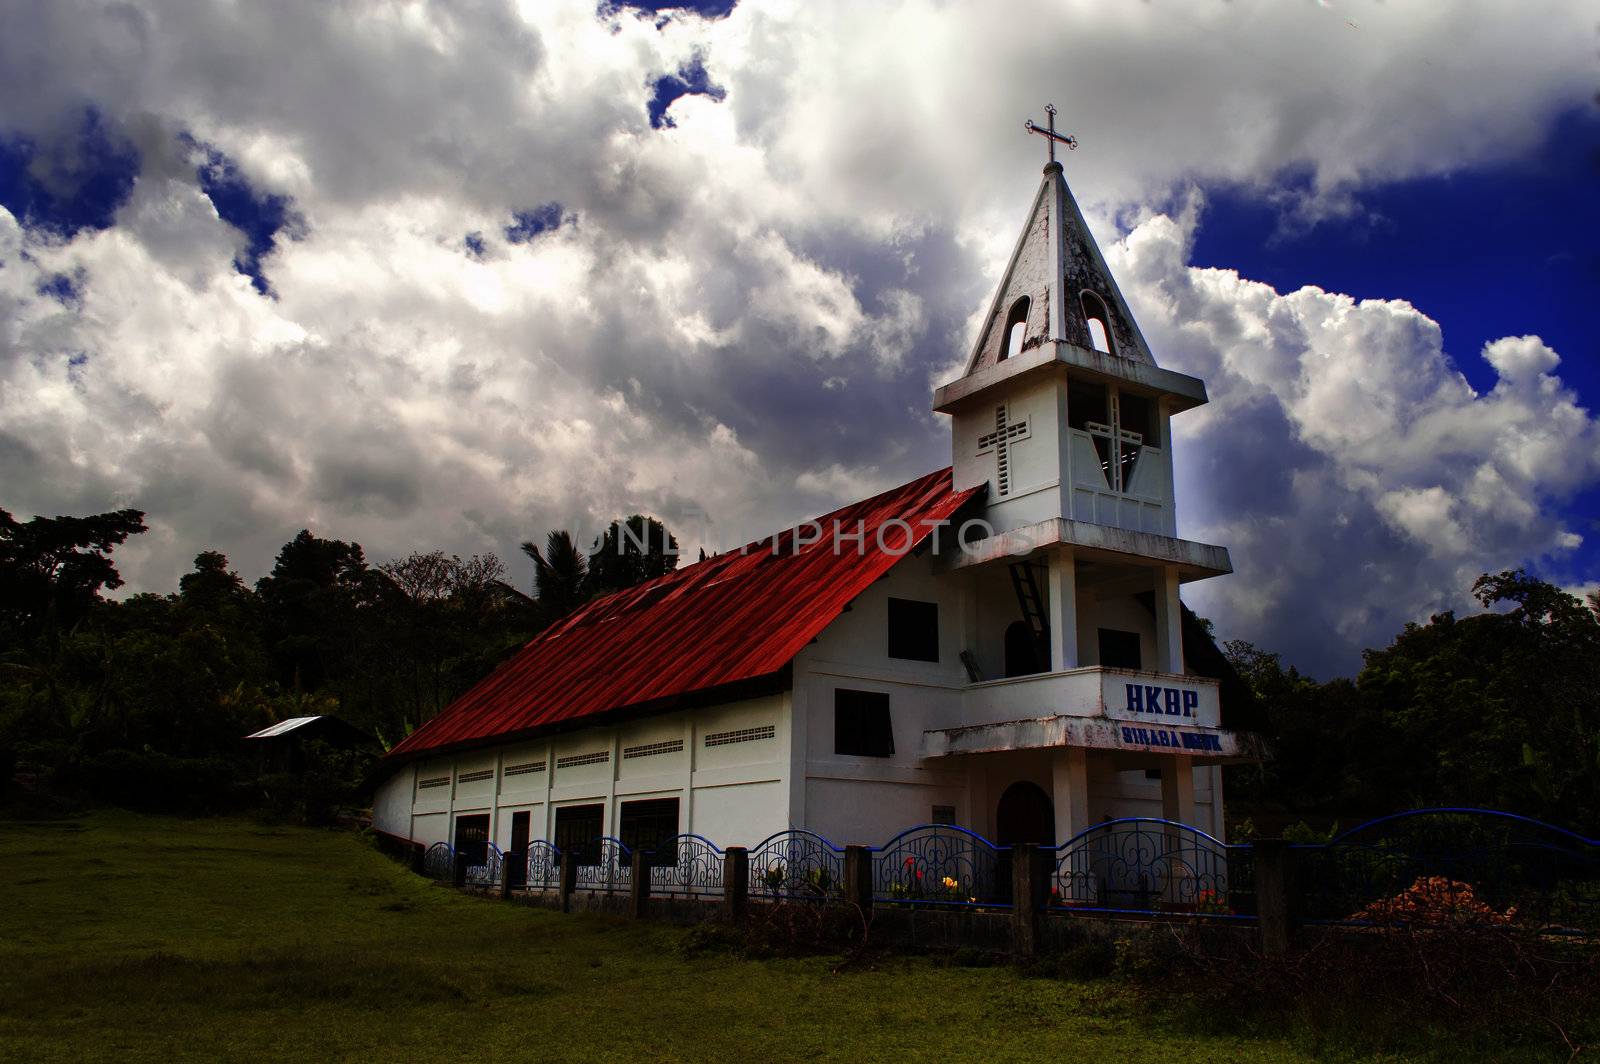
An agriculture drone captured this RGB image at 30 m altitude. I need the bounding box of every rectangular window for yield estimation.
[1098,628,1142,670]
[932,804,957,825]
[452,813,490,866]
[554,803,603,866]
[619,797,681,866]
[834,689,894,758]
[887,597,940,662]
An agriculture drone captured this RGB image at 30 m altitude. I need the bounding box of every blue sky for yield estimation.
[1189,104,1600,586]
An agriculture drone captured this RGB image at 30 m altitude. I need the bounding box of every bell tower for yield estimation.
[935,110,1211,543]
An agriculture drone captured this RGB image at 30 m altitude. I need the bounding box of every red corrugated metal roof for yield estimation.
[387,468,980,760]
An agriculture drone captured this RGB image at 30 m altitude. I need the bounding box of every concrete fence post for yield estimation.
[723,847,749,920]
[451,852,468,889]
[1252,839,1296,957]
[629,851,651,919]
[1011,844,1045,960]
[500,851,519,900]
[559,853,578,913]
[843,845,874,917]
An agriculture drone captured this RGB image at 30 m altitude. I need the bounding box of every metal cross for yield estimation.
[976,404,1031,496]
[1024,103,1078,163]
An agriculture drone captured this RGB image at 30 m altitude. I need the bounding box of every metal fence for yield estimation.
[748,830,844,900]
[1052,818,1253,919]
[1295,808,1600,933]
[412,807,1597,935]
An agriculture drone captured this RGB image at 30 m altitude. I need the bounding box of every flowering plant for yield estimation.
[1194,888,1233,916]
[1354,876,1516,927]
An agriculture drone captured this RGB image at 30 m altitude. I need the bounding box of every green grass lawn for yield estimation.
[0,813,1523,1062]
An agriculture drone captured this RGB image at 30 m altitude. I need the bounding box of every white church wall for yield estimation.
[952,375,1067,536]
[1078,593,1158,671]
[794,553,970,843]
[372,766,414,838]
[452,751,496,813]
[412,811,449,847]
[690,781,787,847]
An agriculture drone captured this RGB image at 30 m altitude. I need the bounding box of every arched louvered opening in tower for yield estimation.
[1080,291,1114,355]
[999,296,1031,362]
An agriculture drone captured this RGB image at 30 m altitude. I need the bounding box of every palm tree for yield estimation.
[521,531,588,620]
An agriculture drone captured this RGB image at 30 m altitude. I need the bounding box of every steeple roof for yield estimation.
[965,161,1157,375]
[935,161,1208,415]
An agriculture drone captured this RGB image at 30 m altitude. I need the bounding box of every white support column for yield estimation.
[1160,755,1197,828]
[785,688,807,831]
[1051,746,1090,842]
[1047,549,1078,670]
[1153,564,1184,675]
[1209,766,1226,842]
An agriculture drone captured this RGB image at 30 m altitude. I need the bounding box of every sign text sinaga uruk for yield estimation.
[1123,683,1199,718]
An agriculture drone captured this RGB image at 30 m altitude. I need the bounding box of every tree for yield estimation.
[254,530,386,695]
[584,515,678,597]
[0,507,147,644]
[520,531,588,619]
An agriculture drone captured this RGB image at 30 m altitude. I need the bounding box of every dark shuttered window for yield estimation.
[835,688,894,758]
[887,597,940,662]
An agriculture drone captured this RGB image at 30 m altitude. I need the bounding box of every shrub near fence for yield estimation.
[407,808,1599,943]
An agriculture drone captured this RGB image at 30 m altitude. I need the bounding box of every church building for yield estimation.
[372,138,1256,865]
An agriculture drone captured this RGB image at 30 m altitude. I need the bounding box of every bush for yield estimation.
[78,748,245,814]
[1059,940,1116,979]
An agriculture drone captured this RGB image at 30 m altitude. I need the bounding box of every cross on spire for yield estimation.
[976,404,1031,495]
[1024,103,1077,164]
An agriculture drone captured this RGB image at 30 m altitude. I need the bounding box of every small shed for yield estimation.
[243,715,378,774]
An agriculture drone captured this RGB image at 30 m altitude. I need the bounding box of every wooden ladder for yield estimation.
[1009,561,1052,670]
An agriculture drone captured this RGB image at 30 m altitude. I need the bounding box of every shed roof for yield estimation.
[244,716,325,739]
[387,467,981,761]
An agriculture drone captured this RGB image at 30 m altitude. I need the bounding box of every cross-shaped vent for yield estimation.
[976,404,1031,496]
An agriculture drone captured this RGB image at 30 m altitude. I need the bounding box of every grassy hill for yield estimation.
[0,812,1518,1062]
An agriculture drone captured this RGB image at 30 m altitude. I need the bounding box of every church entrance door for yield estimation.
[996,781,1056,846]
[994,781,1055,901]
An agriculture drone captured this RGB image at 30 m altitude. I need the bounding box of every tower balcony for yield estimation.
[922,665,1252,764]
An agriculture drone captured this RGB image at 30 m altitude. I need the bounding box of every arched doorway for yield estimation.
[994,781,1056,902]
[995,780,1056,846]
[1004,621,1048,677]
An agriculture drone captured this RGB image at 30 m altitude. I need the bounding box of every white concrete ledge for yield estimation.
[936,517,1232,580]
[933,340,1209,415]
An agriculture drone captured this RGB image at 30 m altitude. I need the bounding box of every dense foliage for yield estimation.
[0,507,678,815]
[1224,571,1600,832]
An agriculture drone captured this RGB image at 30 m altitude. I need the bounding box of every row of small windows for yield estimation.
[998,291,1117,362]
[421,725,779,793]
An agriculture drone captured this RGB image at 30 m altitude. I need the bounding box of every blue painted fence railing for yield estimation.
[870,824,1009,907]
[1294,807,1599,933]
[1051,818,1253,920]
[421,841,454,881]
[415,807,1597,934]
[647,834,725,898]
[749,830,844,900]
